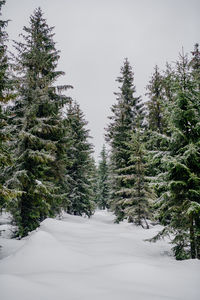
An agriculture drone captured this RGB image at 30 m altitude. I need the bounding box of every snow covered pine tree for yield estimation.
[7,8,72,236]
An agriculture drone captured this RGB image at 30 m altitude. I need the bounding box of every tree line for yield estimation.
[103,47,200,260]
[0,1,199,260]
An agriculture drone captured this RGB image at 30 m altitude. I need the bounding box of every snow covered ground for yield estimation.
[0,210,199,300]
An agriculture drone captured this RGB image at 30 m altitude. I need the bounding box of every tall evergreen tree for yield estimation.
[111,89,153,227]
[106,58,143,222]
[65,101,95,217]
[6,8,71,236]
[169,51,200,259]
[97,145,110,209]
[0,0,18,210]
[144,63,177,227]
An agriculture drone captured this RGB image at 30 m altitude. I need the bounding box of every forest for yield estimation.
[0,0,200,261]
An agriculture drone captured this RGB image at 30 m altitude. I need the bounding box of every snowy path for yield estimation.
[0,210,199,300]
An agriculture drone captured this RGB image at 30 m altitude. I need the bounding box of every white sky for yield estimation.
[3,0,200,161]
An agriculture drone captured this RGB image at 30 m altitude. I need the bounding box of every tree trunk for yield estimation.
[190,215,196,259]
[144,217,149,229]
[195,216,200,259]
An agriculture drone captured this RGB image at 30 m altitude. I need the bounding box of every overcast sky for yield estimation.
[3,0,200,161]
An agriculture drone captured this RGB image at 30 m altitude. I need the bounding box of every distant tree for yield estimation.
[190,43,200,91]
[106,58,144,222]
[97,145,110,209]
[87,156,98,207]
[65,101,95,217]
[110,90,153,227]
[145,65,172,225]
[162,62,175,105]
[146,65,166,133]
[124,128,153,228]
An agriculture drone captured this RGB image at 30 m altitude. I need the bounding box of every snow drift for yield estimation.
[0,210,199,300]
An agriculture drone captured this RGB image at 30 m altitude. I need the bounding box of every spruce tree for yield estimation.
[0,0,18,210]
[124,129,153,228]
[97,145,110,209]
[110,91,153,227]
[162,62,175,105]
[87,156,98,207]
[146,65,166,134]
[190,43,200,91]
[6,8,71,236]
[144,64,175,225]
[106,58,143,222]
[168,51,200,259]
[65,101,95,217]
